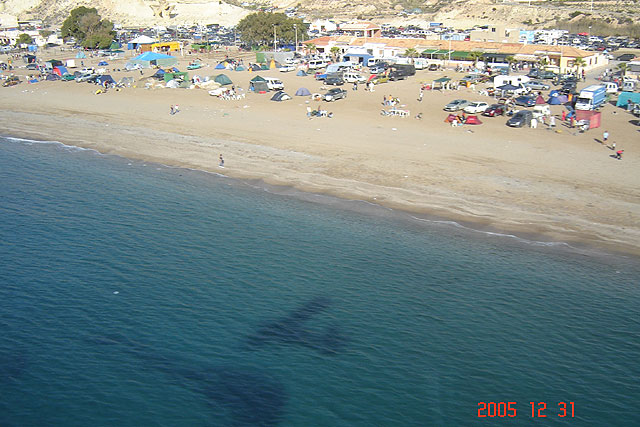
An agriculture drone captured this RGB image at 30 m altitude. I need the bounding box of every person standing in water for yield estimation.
[219,154,225,167]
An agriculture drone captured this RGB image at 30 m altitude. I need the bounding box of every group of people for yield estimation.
[169,104,180,115]
[382,95,400,107]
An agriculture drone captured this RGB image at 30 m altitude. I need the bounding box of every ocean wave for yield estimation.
[2,135,100,154]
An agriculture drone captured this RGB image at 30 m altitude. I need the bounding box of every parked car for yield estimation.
[26,63,39,71]
[75,73,96,83]
[559,82,577,94]
[2,76,21,87]
[343,72,366,84]
[538,71,558,80]
[388,69,408,81]
[463,101,490,114]
[443,99,470,111]
[279,65,296,72]
[483,104,507,117]
[371,75,389,84]
[428,63,439,71]
[369,62,389,74]
[325,75,345,85]
[514,95,536,107]
[323,87,347,101]
[616,53,636,61]
[506,110,533,127]
[524,80,550,90]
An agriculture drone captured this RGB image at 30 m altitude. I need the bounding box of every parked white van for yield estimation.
[605,82,619,94]
[307,59,327,70]
[343,72,366,84]
[264,77,284,90]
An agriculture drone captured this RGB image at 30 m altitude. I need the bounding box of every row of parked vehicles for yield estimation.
[443,98,552,127]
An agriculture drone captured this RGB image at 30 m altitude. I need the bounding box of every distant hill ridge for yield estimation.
[1,0,638,31]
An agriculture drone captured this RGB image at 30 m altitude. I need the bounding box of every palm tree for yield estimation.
[404,47,419,64]
[505,55,516,71]
[617,62,628,77]
[304,42,316,55]
[537,57,549,69]
[469,51,483,69]
[330,46,341,62]
[573,57,586,78]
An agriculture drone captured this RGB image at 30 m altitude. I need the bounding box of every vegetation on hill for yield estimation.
[61,7,115,49]
[236,12,307,49]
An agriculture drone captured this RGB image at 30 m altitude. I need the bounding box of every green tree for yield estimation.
[469,51,484,68]
[573,57,586,76]
[404,47,419,64]
[330,46,341,61]
[304,42,317,55]
[236,12,307,49]
[617,62,628,77]
[17,33,33,45]
[61,6,115,49]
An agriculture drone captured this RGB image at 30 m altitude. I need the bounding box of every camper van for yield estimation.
[264,77,284,91]
[307,59,328,70]
[605,82,619,94]
[622,80,636,92]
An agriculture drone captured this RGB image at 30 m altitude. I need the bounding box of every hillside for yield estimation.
[1,0,639,33]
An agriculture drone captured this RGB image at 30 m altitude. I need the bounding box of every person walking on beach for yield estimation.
[615,149,624,160]
[170,105,175,115]
[612,141,616,151]
[549,115,556,130]
[219,154,225,167]
[603,130,609,143]
[352,82,357,91]
[418,89,423,102]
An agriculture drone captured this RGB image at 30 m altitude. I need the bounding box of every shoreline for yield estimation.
[2,115,638,260]
[1,58,639,257]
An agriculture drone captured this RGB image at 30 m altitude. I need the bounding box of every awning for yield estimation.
[450,51,472,59]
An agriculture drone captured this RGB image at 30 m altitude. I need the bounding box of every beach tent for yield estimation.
[214,74,233,86]
[75,51,86,59]
[126,52,177,69]
[235,66,245,71]
[269,59,277,69]
[250,81,269,92]
[270,91,291,101]
[295,87,311,96]
[556,94,568,104]
[250,75,266,82]
[547,96,562,105]
[296,70,307,76]
[52,65,68,77]
[164,71,189,83]
[215,62,227,69]
[497,83,518,91]
[97,75,115,86]
[98,60,108,66]
[28,78,39,84]
[465,115,482,125]
[248,63,262,72]
[119,77,135,87]
[152,69,165,79]
[535,95,546,104]
[616,91,640,107]
[45,73,61,81]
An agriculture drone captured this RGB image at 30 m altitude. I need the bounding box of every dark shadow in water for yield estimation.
[90,335,286,426]
[0,349,28,383]
[245,296,347,355]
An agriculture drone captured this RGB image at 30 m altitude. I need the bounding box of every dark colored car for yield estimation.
[506,110,533,127]
[26,63,39,70]
[538,71,558,80]
[483,104,507,117]
[388,69,407,81]
[325,75,344,85]
[616,53,635,61]
[559,82,577,94]
[323,88,347,101]
[514,95,536,107]
[428,63,439,71]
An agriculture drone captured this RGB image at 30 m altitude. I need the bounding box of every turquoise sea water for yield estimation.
[1,136,639,426]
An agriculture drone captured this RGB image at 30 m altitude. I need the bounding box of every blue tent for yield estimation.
[547,95,562,105]
[76,51,86,59]
[127,52,177,69]
[215,62,226,69]
[98,60,108,66]
[296,70,307,76]
[97,75,115,86]
[172,67,180,72]
[616,91,640,107]
[295,87,311,96]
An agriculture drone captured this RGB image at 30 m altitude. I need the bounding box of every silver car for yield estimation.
[525,80,551,90]
[443,99,470,111]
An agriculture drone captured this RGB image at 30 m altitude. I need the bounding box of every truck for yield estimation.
[575,84,607,111]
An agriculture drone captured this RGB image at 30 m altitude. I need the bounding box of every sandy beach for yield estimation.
[2,50,639,256]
